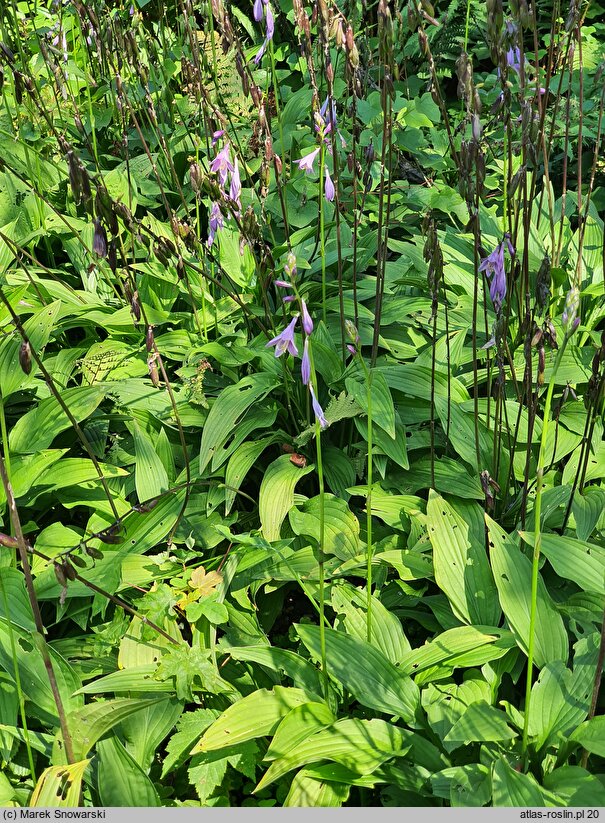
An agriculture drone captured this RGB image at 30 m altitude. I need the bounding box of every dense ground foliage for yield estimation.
[0,0,604,808]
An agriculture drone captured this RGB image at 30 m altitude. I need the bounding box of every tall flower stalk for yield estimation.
[521,287,580,760]
[270,258,329,696]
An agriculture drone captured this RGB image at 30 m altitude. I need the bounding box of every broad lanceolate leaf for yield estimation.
[224,435,278,515]
[295,625,419,722]
[96,736,160,806]
[398,625,512,677]
[571,716,605,756]
[519,531,605,595]
[53,697,167,763]
[30,760,90,807]
[190,687,316,754]
[259,454,313,541]
[491,758,548,806]
[345,371,395,438]
[255,718,411,792]
[289,494,360,560]
[131,422,169,502]
[572,488,605,542]
[0,300,61,398]
[487,515,568,668]
[427,493,500,626]
[9,387,103,454]
[199,373,279,473]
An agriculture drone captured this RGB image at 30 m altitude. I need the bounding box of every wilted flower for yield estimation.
[324,166,335,202]
[266,315,299,357]
[479,235,514,314]
[297,147,320,173]
[301,299,313,335]
[207,201,224,247]
[309,382,328,428]
[93,218,107,258]
[301,338,311,385]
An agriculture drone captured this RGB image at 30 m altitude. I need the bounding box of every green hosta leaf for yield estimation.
[296,624,419,722]
[199,373,279,473]
[0,623,82,727]
[96,736,160,806]
[572,488,605,541]
[259,454,313,541]
[527,635,597,751]
[355,410,409,470]
[0,568,35,631]
[399,625,512,677]
[55,697,167,763]
[266,702,336,761]
[443,701,517,745]
[346,371,395,438]
[519,531,605,595]
[132,422,169,502]
[491,758,547,806]
[120,696,183,771]
[30,760,90,807]
[322,445,357,499]
[570,716,605,756]
[330,583,411,662]
[284,770,350,807]
[346,485,425,529]
[431,764,491,808]
[0,300,61,398]
[487,516,568,667]
[377,364,469,403]
[427,493,501,626]
[224,436,277,515]
[289,494,360,560]
[255,718,411,792]
[191,687,314,754]
[223,645,323,695]
[9,387,103,454]
[75,664,175,695]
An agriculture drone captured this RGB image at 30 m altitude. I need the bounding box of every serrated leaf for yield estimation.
[296,624,419,721]
[427,493,501,626]
[487,516,568,668]
[259,454,313,541]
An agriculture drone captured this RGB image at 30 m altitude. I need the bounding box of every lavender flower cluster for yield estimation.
[207,131,241,247]
[253,0,275,64]
[266,254,328,428]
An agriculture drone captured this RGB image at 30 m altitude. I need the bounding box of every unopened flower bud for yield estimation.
[19,341,32,375]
